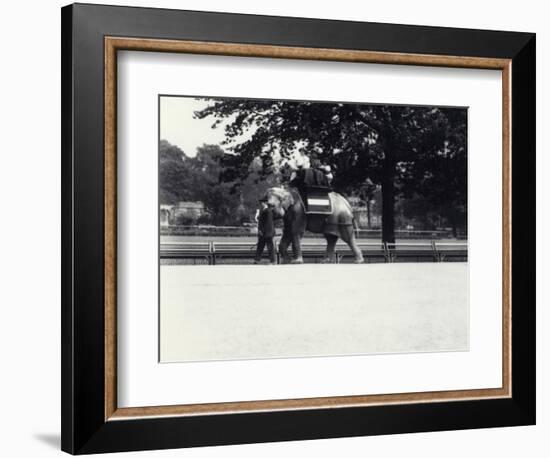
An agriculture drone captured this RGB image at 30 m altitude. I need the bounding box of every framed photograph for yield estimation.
[61,3,535,454]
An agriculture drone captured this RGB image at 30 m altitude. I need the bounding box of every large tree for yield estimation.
[159,140,191,204]
[195,100,462,242]
[187,144,243,225]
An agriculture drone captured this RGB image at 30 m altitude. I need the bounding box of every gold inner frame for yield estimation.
[104,37,512,421]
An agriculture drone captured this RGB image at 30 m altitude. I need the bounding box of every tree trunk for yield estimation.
[366,200,371,229]
[449,210,458,238]
[381,152,396,245]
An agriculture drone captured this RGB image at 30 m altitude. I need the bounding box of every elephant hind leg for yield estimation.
[340,226,364,263]
[323,234,338,263]
[350,239,365,263]
[290,233,304,264]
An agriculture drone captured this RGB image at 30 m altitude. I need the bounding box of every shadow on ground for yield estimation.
[34,433,60,449]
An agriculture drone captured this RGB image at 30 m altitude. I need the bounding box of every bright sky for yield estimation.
[159,95,309,168]
[161,96,238,157]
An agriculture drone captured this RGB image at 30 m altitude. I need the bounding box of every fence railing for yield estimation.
[160,240,468,264]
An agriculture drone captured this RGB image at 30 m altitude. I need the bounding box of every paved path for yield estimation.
[160,263,468,362]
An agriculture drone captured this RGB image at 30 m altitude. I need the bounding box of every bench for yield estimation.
[160,242,212,264]
[385,241,438,262]
[212,242,259,264]
[432,241,468,262]
[335,241,388,263]
[160,240,468,264]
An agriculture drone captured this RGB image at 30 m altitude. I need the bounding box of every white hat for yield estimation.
[294,153,309,169]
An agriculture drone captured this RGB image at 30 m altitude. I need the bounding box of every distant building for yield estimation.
[172,201,206,223]
[160,201,207,226]
[160,204,174,226]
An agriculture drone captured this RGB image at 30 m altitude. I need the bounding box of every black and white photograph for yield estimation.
[159,95,469,362]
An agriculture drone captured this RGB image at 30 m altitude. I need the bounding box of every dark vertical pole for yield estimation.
[381,151,396,245]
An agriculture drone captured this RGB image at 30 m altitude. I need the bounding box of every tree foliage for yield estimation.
[159,140,191,204]
[159,141,275,225]
[195,100,467,241]
[186,144,242,225]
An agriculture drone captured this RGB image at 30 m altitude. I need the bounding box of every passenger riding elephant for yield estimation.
[265,187,364,264]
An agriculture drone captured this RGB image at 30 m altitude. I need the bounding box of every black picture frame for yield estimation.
[61,3,535,454]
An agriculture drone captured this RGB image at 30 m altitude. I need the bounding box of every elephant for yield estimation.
[265,187,364,264]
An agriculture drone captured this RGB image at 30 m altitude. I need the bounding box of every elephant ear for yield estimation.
[279,188,295,209]
[267,187,294,209]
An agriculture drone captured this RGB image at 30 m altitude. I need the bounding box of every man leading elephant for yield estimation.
[254,198,277,265]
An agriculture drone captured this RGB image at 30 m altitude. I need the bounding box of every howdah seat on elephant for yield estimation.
[301,186,333,215]
[289,168,333,215]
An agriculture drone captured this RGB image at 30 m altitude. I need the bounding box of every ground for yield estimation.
[160,263,468,362]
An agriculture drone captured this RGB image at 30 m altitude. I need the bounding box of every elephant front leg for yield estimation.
[290,234,304,264]
[278,233,292,264]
